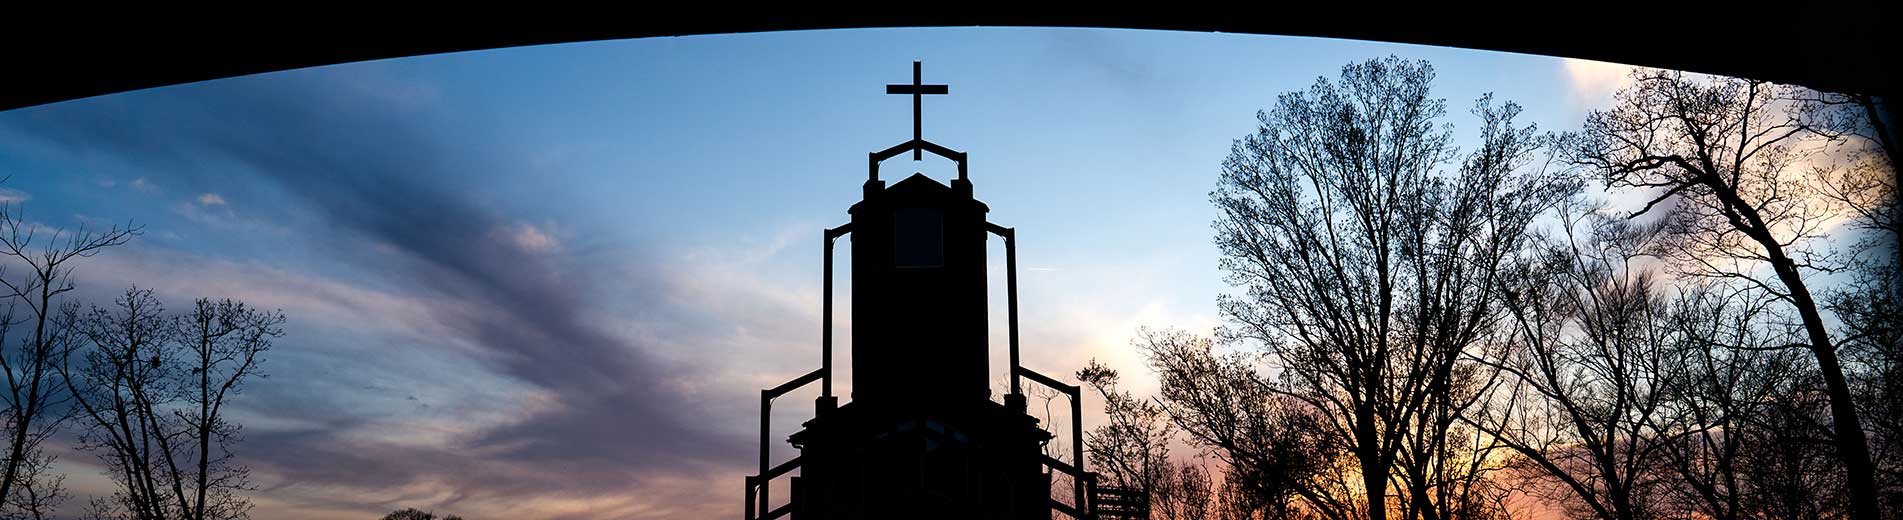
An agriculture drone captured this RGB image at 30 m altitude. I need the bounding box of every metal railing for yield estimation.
[1014,365,1098,519]
[1092,486,1149,520]
[744,221,855,520]
[744,368,823,520]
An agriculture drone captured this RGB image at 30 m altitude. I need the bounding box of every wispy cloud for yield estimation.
[495,222,561,254]
[0,187,28,204]
[1,69,751,518]
[1561,57,1638,109]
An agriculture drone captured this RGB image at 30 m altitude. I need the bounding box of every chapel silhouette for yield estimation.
[742,62,1130,520]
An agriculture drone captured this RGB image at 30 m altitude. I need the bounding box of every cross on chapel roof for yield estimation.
[885,61,947,161]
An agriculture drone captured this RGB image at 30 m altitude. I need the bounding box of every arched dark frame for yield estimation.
[2,8,1894,112]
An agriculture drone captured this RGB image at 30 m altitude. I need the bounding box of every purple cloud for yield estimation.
[2,69,752,517]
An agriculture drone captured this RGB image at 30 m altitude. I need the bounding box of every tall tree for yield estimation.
[1651,284,1833,520]
[1151,460,1214,520]
[1077,359,1178,504]
[65,288,171,520]
[1800,86,1903,516]
[1470,203,1676,520]
[1142,329,1331,520]
[1570,69,1884,520]
[1210,55,1569,520]
[0,186,137,515]
[63,287,284,520]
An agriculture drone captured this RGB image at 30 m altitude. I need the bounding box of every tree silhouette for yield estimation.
[1799,85,1903,517]
[1470,202,1678,520]
[1569,68,1886,520]
[1078,358,1176,501]
[1141,328,1329,520]
[1150,460,1213,520]
[1652,284,1835,520]
[0,181,137,518]
[380,508,465,520]
[1208,55,1569,520]
[62,287,284,520]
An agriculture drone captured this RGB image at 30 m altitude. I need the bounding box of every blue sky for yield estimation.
[0,27,1640,519]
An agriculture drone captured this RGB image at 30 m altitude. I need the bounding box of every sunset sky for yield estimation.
[0,28,1645,519]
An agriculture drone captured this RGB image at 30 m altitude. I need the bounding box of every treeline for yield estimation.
[0,193,283,520]
[1081,57,1899,520]
[380,508,465,520]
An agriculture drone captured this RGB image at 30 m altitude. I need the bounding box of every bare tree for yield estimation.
[380,509,465,520]
[1,442,66,520]
[65,288,181,520]
[1210,55,1570,520]
[1141,328,1334,520]
[0,185,138,516]
[1077,359,1177,501]
[1212,465,1262,520]
[63,287,283,520]
[1799,91,1897,222]
[1649,284,1839,520]
[1569,69,1885,520]
[1471,197,1857,520]
[1152,460,1214,520]
[1827,255,1903,518]
[1729,383,1842,520]
[1468,203,1677,520]
[1208,463,1315,520]
[1799,87,1903,516]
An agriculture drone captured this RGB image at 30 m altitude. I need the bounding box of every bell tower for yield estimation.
[742,62,1103,520]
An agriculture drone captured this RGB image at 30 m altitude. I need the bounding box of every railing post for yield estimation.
[1071,390,1085,516]
[987,223,1022,403]
[1018,367,1091,518]
[744,476,757,520]
[1005,227,1019,398]
[822,229,834,399]
[759,390,771,515]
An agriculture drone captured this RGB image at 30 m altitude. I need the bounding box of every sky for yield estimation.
[0,27,1645,519]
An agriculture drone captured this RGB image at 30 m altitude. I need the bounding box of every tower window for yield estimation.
[894,206,945,268]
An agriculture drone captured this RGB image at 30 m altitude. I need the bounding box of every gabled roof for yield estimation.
[888,172,950,194]
[849,172,989,214]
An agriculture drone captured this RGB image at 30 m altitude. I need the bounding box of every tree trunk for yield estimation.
[1357,403,1387,520]
[1706,176,1884,520]
[1780,261,1882,520]
[0,284,52,510]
